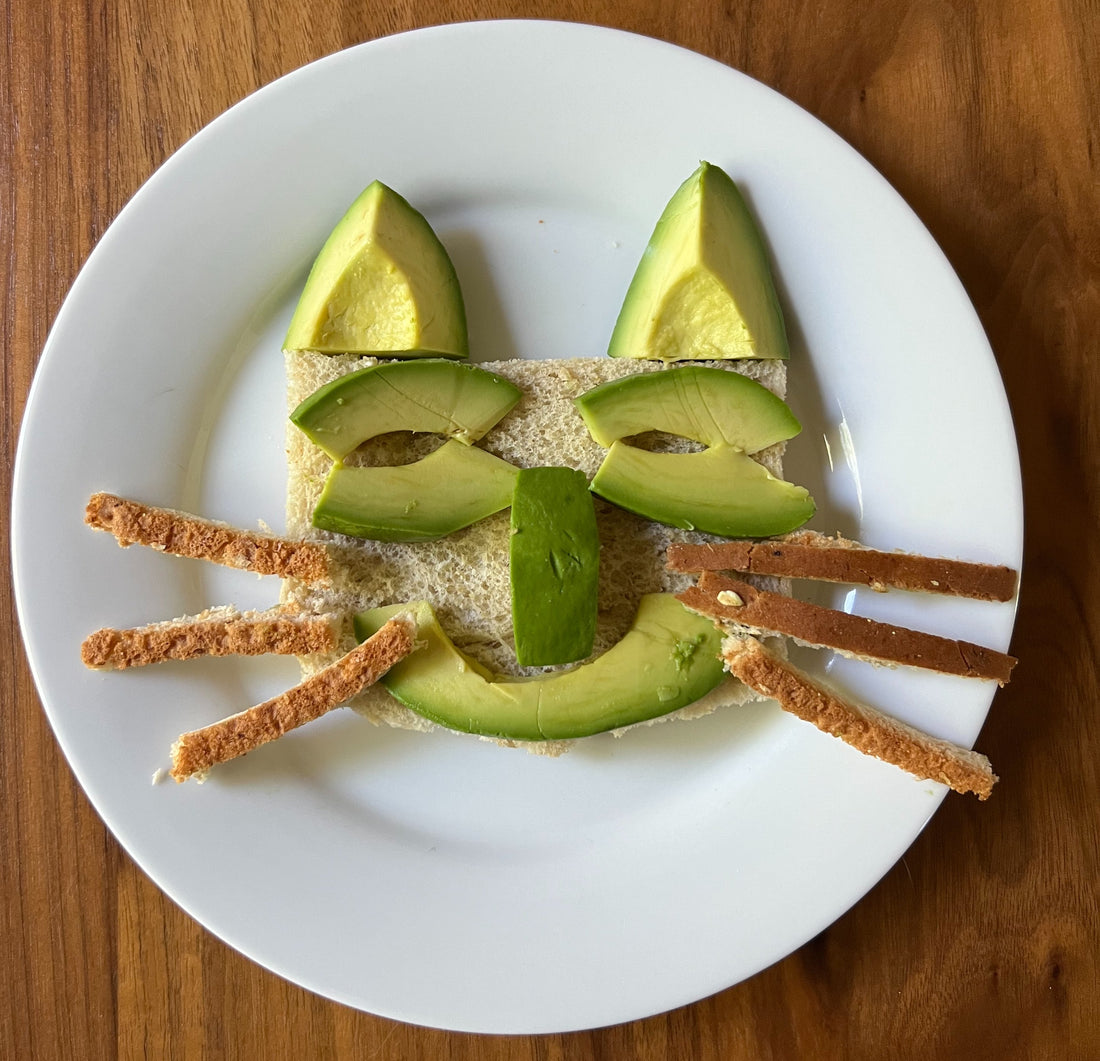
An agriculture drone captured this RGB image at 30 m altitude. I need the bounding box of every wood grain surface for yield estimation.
[4,1,1098,1057]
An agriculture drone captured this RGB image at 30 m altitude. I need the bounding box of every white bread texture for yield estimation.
[282,352,791,745]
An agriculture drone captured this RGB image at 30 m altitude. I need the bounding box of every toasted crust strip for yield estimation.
[678,572,1017,685]
[81,607,338,670]
[85,493,329,582]
[667,531,1018,601]
[169,617,415,781]
[722,635,997,799]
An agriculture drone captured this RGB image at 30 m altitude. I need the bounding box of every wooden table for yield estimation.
[4,2,1097,1057]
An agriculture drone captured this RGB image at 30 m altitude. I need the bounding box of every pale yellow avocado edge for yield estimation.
[283,181,468,357]
[608,161,790,361]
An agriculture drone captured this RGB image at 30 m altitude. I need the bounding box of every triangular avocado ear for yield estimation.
[608,162,789,362]
[284,181,468,358]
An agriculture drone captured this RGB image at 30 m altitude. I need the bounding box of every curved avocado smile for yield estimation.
[354,595,726,741]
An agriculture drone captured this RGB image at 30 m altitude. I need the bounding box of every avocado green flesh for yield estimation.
[609,162,789,361]
[312,440,519,542]
[574,365,801,449]
[536,595,726,738]
[284,181,468,357]
[354,602,542,739]
[510,468,599,667]
[290,359,522,461]
[354,595,726,741]
[591,442,815,537]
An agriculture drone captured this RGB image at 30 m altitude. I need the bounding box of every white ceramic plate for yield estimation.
[12,21,1021,1033]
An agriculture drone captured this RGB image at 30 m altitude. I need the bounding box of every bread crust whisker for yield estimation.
[667,531,1017,602]
[85,492,330,583]
[81,606,338,670]
[169,617,414,781]
[721,635,997,799]
[678,572,1017,684]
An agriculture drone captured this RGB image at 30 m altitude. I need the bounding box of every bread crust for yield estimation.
[81,607,338,670]
[667,530,1018,601]
[721,635,997,799]
[678,572,1016,684]
[169,617,414,781]
[85,493,329,583]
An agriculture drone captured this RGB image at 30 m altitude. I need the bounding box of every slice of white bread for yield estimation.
[721,634,997,799]
[81,605,339,670]
[678,571,1017,684]
[282,352,792,742]
[667,529,1018,601]
[169,616,414,781]
[86,492,330,583]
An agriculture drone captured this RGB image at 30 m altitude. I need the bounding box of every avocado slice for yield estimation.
[290,359,522,461]
[536,594,726,738]
[312,440,519,541]
[355,601,543,739]
[284,181,468,357]
[510,467,599,667]
[574,365,801,449]
[354,595,725,741]
[609,162,789,361]
[591,442,815,537]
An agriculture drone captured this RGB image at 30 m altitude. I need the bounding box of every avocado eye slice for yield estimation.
[283,180,468,358]
[312,441,519,542]
[608,162,788,361]
[575,366,813,537]
[294,361,523,543]
[291,359,522,462]
[573,364,801,449]
[591,443,815,538]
